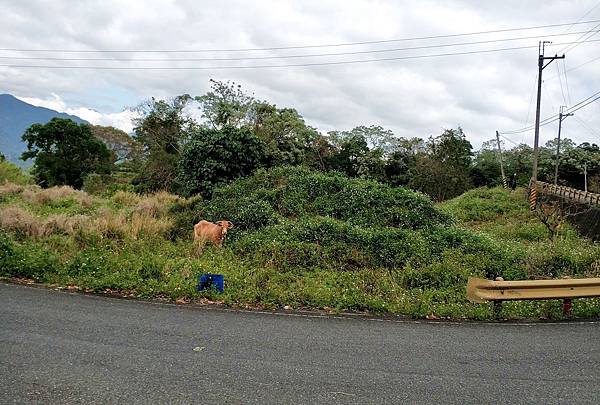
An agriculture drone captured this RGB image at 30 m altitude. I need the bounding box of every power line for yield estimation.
[567,93,600,114]
[557,1,600,53]
[3,30,599,62]
[573,115,600,142]
[545,54,600,80]
[523,72,538,127]
[1,39,599,71]
[562,59,572,105]
[556,62,568,105]
[499,133,520,146]
[1,19,600,54]
[560,21,600,53]
[501,89,600,135]
[559,1,600,35]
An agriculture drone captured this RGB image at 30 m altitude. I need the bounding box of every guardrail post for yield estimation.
[492,277,504,320]
[563,299,572,316]
[493,301,502,320]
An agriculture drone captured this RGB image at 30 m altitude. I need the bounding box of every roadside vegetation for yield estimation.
[1,79,598,320]
[1,166,598,320]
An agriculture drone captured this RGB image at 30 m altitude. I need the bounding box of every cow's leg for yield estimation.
[195,237,207,256]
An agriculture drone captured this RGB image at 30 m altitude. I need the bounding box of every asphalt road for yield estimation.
[1,282,599,404]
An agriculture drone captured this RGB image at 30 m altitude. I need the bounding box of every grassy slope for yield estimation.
[1,167,599,320]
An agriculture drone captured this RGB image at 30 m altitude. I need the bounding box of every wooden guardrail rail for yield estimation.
[467,276,600,317]
[536,181,600,206]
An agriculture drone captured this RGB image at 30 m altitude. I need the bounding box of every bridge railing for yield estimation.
[536,181,600,206]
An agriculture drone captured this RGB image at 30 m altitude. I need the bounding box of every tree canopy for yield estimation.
[21,118,112,189]
[89,79,600,200]
[175,126,265,197]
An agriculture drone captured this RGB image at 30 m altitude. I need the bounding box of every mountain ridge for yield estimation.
[0,94,88,165]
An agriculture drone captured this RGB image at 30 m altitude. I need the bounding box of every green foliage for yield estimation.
[439,187,527,222]
[176,126,265,198]
[195,79,256,129]
[1,158,599,320]
[82,173,111,195]
[0,159,31,185]
[21,118,112,189]
[0,236,60,280]
[234,216,433,272]
[167,195,204,240]
[253,103,321,167]
[132,96,193,192]
[408,128,473,202]
[205,166,451,231]
[90,124,140,165]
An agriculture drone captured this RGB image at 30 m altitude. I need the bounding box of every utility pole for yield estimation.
[584,162,588,192]
[530,41,565,210]
[553,106,573,185]
[495,131,507,188]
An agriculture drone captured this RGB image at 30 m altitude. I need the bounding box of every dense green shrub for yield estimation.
[440,186,527,222]
[233,216,501,273]
[206,167,451,231]
[0,160,32,185]
[167,195,204,240]
[176,126,266,198]
[0,236,60,280]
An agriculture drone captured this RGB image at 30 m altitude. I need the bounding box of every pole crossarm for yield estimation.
[542,54,565,70]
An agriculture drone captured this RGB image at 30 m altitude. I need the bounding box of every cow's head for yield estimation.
[216,221,234,237]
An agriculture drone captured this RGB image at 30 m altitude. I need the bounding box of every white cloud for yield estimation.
[1,0,600,148]
[16,94,138,133]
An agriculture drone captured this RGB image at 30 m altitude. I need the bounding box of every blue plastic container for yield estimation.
[197,273,224,293]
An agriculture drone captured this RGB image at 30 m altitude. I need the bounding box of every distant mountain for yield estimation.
[0,94,88,165]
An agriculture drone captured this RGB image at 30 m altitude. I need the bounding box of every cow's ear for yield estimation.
[228,221,234,229]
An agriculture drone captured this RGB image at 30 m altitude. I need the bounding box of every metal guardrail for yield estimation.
[467,276,600,316]
[536,181,600,206]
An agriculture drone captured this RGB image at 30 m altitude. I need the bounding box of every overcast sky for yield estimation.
[1,0,599,149]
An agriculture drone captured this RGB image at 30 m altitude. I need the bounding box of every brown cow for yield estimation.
[194,220,234,249]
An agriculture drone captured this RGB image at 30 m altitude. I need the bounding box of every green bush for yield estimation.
[167,195,205,240]
[206,167,451,231]
[0,160,32,185]
[234,217,453,272]
[0,236,60,280]
[440,187,527,222]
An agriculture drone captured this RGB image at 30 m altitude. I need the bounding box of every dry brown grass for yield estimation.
[129,212,173,239]
[44,214,90,236]
[111,190,141,207]
[90,208,127,240]
[21,185,93,208]
[151,191,183,205]
[0,206,45,238]
[0,207,90,238]
[1,193,173,241]
[0,182,26,196]
[135,198,164,218]
[133,191,183,218]
[86,208,172,240]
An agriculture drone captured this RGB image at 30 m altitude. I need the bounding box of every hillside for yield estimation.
[0,94,87,164]
[0,167,599,320]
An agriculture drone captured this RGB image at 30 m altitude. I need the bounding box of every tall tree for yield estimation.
[90,125,140,165]
[175,126,265,197]
[252,103,320,167]
[408,128,473,201]
[195,79,256,129]
[132,95,193,192]
[471,140,502,187]
[21,118,112,189]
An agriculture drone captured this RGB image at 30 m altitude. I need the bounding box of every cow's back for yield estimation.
[194,220,218,241]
